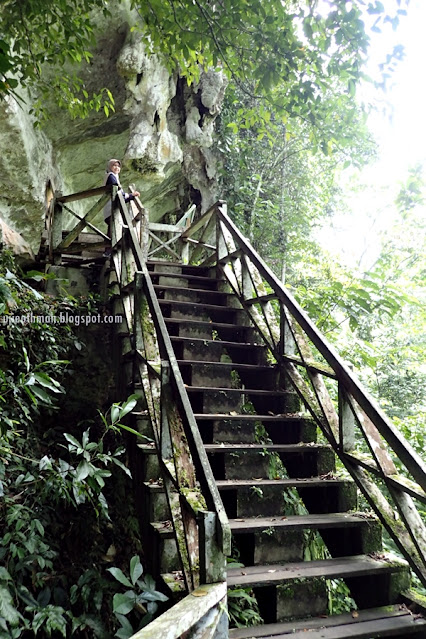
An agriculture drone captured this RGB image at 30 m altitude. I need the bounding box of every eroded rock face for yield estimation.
[0,96,59,251]
[0,6,227,253]
[0,218,35,265]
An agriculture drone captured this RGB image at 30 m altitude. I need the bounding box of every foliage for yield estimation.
[0,0,410,134]
[217,84,377,288]
[0,254,160,638]
[107,555,168,639]
[0,0,115,118]
[227,587,263,628]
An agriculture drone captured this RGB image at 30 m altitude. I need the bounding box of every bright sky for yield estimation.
[318,0,426,270]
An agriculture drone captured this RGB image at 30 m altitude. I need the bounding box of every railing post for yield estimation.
[339,386,356,452]
[50,192,63,263]
[198,511,226,584]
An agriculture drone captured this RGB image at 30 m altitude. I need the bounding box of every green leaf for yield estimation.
[119,394,139,419]
[112,592,136,615]
[111,457,132,478]
[33,372,62,393]
[107,568,133,589]
[129,556,143,585]
[64,433,82,449]
[75,460,92,481]
[0,585,21,626]
[111,405,120,424]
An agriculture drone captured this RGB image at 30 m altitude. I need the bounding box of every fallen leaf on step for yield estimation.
[191,590,208,597]
[234,519,246,522]
[267,570,276,573]
[230,411,239,416]
[352,611,359,618]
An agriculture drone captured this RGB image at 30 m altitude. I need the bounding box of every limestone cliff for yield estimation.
[0,5,226,256]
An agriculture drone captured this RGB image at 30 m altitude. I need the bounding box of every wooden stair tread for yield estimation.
[164,317,253,331]
[154,284,233,296]
[149,271,224,284]
[227,554,407,587]
[171,336,264,349]
[228,605,425,638]
[195,412,308,421]
[205,443,325,452]
[228,513,376,532]
[216,477,346,489]
[159,298,239,312]
[186,386,289,396]
[178,360,274,371]
[139,443,326,454]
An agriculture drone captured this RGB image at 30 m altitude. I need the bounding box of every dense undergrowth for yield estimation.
[0,252,166,639]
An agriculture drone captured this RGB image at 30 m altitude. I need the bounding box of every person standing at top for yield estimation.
[103,158,140,228]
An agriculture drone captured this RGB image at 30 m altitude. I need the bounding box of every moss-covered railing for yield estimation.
[179,200,426,589]
[45,186,231,639]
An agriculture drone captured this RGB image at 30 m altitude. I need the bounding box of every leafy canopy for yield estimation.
[0,0,409,127]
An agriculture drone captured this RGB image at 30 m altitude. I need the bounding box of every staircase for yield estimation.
[43,187,426,638]
[137,259,426,638]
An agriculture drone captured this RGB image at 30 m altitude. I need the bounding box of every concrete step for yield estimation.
[171,336,267,365]
[154,284,233,305]
[186,386,295,415]
[228,513,382,564]
[178,360,279,389]
[149,270,224,290]
[216,476,357,517]
[146,260,212,278]
[165,317,257,341]
[228,604,426,638]
[227,554,411,622]
[194,413,317,445]
[204,443,335,480]
[159,298,245,324]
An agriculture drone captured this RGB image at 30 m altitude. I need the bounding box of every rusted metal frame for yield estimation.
[128,581,227,639]
[56,192,111,251]
[388,485,426,571]
[50,194,63,262]
[216,220,243,298]
[283,361,335,441]
[282,310,340,444]
[160,361,197,591]
[117,197,230,568]
[341,452,426,503]
[61,203,110,240]
[184,213,217,265]
[134,274,196,589]
[343,392,426,557]
[56,184,111,204]
[147,230,181,260]
[215,205,426,492]
[180,205,216,241]
[139,268,231,557]
[160,362,204,590]
[346,393,396,476]
[240,254,280,350]
[281,354,337,379]
[218,210,426,583]
[218,259,277,354]
[343,459,426,587]
[217,232,279,354]
[338,385,356,453]
[138,268,230,568]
